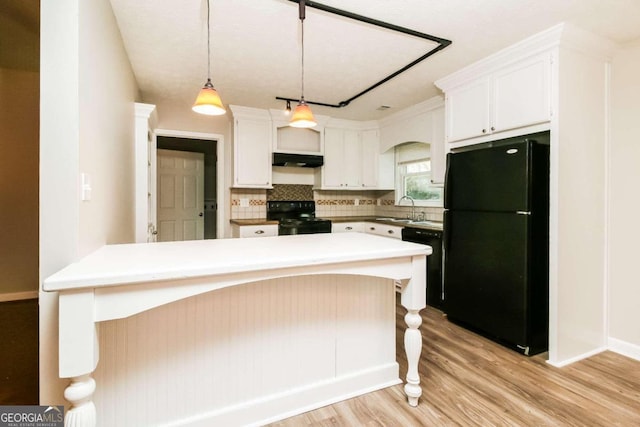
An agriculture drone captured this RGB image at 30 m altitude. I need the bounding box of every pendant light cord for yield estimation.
[299,0,306,101]
[207,0,211,80]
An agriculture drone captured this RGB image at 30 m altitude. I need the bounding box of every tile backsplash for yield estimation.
[230,185,444,221]
[266,184,314,201]
[230,188,267,219]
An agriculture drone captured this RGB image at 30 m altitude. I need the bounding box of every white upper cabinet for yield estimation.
[437,51,552,145]
[320,127,361,188]
[317,124,393,190]
[445,77,491,142]
[492,53,551,132]
[361,129,380,188]
[230,105,272,188]
[430,106,445,184]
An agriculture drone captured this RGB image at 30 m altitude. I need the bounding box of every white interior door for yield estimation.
[157,149,204,241]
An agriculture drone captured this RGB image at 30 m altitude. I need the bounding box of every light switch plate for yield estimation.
[81,173,92,201]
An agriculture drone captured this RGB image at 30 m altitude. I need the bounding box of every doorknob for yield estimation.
[199,212,203,217]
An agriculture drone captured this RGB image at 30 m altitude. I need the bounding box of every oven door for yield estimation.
[279,219,332,235]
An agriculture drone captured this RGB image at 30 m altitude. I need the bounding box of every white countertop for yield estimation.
[44,233,431,291]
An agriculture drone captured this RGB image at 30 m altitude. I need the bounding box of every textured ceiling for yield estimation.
[108,0,640,121]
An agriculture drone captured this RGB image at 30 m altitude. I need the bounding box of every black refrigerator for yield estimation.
[443,132,549,356]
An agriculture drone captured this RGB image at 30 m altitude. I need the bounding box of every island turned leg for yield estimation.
[404,309,423,406]
[63,374,96,427]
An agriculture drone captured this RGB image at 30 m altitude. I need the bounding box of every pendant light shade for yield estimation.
[290,98,317,128]
[289,0,316,128]
[193,78,226,115]
[193,0,226,116]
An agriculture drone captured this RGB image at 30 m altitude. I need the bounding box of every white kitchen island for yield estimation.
[44,233,429,427]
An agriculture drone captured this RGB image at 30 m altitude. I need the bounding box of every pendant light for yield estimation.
[192,0,226,116]
[289,0,317,128]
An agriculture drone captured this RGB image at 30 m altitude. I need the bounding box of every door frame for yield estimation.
[153,129,225,239]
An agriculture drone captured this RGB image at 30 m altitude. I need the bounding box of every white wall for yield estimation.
[549,44,609,364]
[608,40,640,358]
[39,0,140,406]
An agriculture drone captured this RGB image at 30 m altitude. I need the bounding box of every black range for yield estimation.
[267,201,332,235]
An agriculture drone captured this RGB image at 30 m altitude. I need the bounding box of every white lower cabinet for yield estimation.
[331,222,365,233]
[364,222,403,239]
[231,224,278,238]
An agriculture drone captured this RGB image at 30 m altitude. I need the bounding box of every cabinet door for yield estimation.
[234,118,271,187]
[492,52,551,133]
[323,127,345,188]
[343,129,361,187]
[430,107,446,184]
[360,129,379,188]
[445,77,490,143]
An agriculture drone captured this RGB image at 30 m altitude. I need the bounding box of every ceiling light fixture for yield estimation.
[276,0,451,110]
[192,0,226,116]
[289,0,317,128]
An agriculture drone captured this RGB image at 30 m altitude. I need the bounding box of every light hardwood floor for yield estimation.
[269,298,640,426]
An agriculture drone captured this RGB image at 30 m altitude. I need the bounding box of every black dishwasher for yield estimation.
[402,227,443,309]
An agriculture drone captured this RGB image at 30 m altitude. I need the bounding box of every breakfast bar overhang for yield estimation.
[44,233,430,427]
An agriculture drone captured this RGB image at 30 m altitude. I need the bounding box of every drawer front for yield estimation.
[364,223,403,239]
[238,225,278,238]
[332,222,365,233]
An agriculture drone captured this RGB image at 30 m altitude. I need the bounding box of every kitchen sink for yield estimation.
[376,218,412,223]
[409,221,443,228]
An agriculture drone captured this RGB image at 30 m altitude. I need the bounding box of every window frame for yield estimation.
[395,145,443,207]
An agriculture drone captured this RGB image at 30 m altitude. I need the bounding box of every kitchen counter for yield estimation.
[44,233,430,426]
[229,218,279,226]
[331,216,444,231]
[231,216,444,231]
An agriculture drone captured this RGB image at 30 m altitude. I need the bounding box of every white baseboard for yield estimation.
[546,346,608,368]
[0,291,38,302]
[161,363,401,427]
[608,337,640,362]
[546,338,640,367]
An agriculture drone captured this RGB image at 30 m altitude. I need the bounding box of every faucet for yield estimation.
[399,195,415,220]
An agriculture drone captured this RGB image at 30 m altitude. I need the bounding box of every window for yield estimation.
[395,143,443,206]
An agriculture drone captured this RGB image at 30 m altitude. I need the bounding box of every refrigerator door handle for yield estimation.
[443,210,450,251]
[516,211,531,215]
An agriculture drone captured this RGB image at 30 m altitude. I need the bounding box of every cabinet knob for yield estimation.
[388,230,394,234]
[255,230,265,234]
[345,226,353,231]
[491,126,495,131]
[369,227,376,231]
[482,129,487,134]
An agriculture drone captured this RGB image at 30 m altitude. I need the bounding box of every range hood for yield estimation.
[272,152,323,168]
